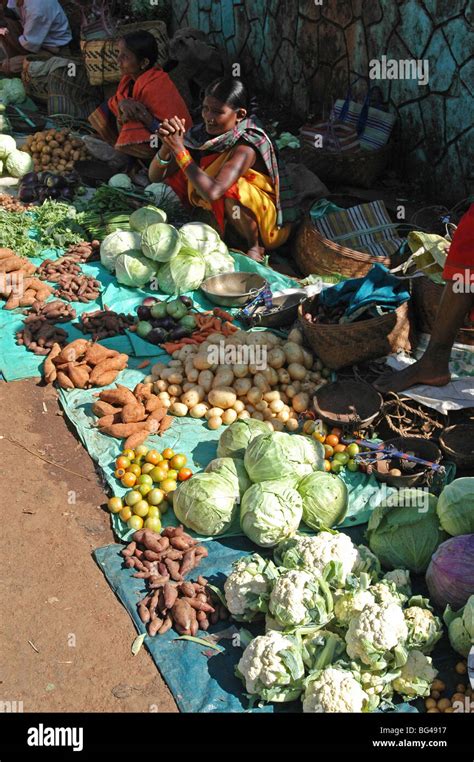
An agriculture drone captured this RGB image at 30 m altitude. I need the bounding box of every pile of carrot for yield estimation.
[162,307,238,354]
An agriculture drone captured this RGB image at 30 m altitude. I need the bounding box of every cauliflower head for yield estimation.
[275,531,360,587]
[404,606,443,654]
[236,630,305,702]
[392,649,437,699]
[224,553,279,622]
[334,589,376,628]
[303,667,369,713]
[345,602,408,669]
[383,569,412,597]
[268,569,333,629]
[370,580,407,607]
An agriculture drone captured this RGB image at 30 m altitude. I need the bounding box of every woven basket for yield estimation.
[81,20,168,86]
[300,141,390,189]
[412,275,474,346]
[294,213,392,278]
[298,297,415,370]
[439,425,474,470]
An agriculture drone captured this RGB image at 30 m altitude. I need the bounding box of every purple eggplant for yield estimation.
[151,316,176,330]
[147,327,167,345]
[19,185,38,202]
[179,296,193,309]
[21,171,38,186]
[137,305,151,321]
[168,326,191,341]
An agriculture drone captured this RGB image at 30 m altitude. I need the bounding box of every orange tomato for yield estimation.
[116,456,131,470]
[122,449,135,459]
[334,444,347,453]
[324,444,334,458]
[162,448,174,460]
[121,471,137,488]
[178,467,192,481]
[170,454,187,470]
[115,468,126,479]
[127,463,142,477]
[331,427,343,438]
[145,449,162,465]
[325,434,339,447]
[323,459,331,472]
[160,460,170,471]
[312,431,326,443]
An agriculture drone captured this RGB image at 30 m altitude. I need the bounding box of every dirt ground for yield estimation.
[0,377,177,713]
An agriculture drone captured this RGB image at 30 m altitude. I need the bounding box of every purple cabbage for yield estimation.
[426,534,474,610]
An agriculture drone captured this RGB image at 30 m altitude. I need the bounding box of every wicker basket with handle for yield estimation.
[294,213,392,278]
[300,141,391,189]
[81,20,168,86]
[298,297,415,370]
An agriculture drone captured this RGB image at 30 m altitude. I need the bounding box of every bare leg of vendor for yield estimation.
[224,198,265,262]
[374,283,474,393]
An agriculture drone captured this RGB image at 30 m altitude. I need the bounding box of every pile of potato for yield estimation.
[145,327,330,431]
[93,381,173,449]
[22,129,88,173]
[123,527,227,637]
[44,339,128,389]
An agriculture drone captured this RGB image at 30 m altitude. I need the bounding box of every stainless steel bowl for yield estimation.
[200,272,266,307]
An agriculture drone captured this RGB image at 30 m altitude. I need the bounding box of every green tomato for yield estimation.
[347,459,359,472]
[140,462,155,475]
[133,500,150,518]
[150,466,168,483]
[107,496,123,514]
[147,488,165,506]
[159,500,169,514]
[138,483,152,497]
[179,314,196,331]
[127,515,144,531]
[147,505,161,518]
[125,489,142,507]
[166,298,187,320]
[334,452,349,465]
[330,460,342,475]
[137,474,153,486]
[150,301,168,319]
[346,443,360,458]
[135,445,149,457]
[144,516,162,532]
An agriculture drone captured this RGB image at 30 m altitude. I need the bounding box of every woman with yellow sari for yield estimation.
[149,77,299,261]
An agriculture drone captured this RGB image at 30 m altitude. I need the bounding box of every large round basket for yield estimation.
[81,20,168,86]
[298,297,415,370]
[412,275,474,346]
[439,425,474,470]
[300,141,391,189]
[294,214,392,278]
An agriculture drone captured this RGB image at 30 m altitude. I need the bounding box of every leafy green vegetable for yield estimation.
[141,222,181,263]
[443,595,474,658]
[240,479,303,547]
[298,471,348,530]
[173,471,239,536]
[436,477,474,536]
[243,432,324,483]
[204,457,251,496]
[217,419,270,459]
[115,251,155,288]
[156,247,206,294]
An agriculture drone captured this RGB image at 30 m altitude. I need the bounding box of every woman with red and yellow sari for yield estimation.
[89,30,192,160]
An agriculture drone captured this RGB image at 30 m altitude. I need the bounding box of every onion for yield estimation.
[426,534,474,610]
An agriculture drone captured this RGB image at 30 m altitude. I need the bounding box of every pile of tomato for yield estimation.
[107,445,192,533]
[303,421,360,474]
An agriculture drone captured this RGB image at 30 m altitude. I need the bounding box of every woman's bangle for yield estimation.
[155,152,171,166]
[175,148,193,171]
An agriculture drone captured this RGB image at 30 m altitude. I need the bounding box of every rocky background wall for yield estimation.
[170,0,473,205]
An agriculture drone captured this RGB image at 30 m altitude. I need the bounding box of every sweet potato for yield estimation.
[158,615,173,635]
[141,531,168,554]
[89,354,128,384]
[92,400,122,418]
[164,558,183,581]
[43,342,61,384]
[97,414,115,428]
[122,541,136,558]
[0,247,15,259]
[138,603,151,624]
[85,344,118,366]
[158,415,173,436]
[56,370,74,389]
[148,617,163,637]
[180,582,196,598]
[171,599,195,631]
[121,401,146,423]
[194,546,209,560]
[160,548,183,561]
[163,582,178,610]
[134,382,153,401]
[184,597,215,613]
[149,574,170,589]
[124,430,150,451]
[98,385,136,407]
[56,339,89,364]
[144,549,160,562]
[145,396,164,414]
[170,536,191,551]
[90,369,120,387]
[180,549,196,576]
[67,362,90,389]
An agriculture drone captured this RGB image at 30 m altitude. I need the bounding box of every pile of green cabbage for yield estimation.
[436,477,474,536]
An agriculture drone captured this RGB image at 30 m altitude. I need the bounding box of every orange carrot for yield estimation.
[137,359,150,369]
[213,307,233,322]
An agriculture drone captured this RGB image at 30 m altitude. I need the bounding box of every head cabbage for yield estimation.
[141,222,181,263]
[129,206,167,232]
[5,149,34,178]
[443,595,474,658]
[217,418,270,459]
[156,247,206,294]
[436,477,474,536]
[100,230,142,272]
[203,245,235,279]
[115,250,155,288]
[244,432,324,483]
[179,221,221,255]
[205,457,251,496]
[173,471,239,536]
[367,489,445,573]
[240,479,303,547]
[298,471,348,530]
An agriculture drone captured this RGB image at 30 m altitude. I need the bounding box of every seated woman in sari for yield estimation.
[148,77,298,261]
[89,31,192,162]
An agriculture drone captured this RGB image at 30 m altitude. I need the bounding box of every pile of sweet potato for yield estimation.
[122,527,228,637]
[0,250,56,309]
[27,299,76,323]
[38,257,82,282]
[56,273,101,303]
[16,317,68,355]
[93,381,173,449]
[62,241,100,264]
[76,308,135,340]
[44,339,129,389]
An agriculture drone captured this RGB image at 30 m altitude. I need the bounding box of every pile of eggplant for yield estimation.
[135,296,196,345]
[18,170,85,203]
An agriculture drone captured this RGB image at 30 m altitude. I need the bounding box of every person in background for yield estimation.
[0,0,72,72]
[374,203,474,392]
[88,31,192,162]
[149,77,299,262]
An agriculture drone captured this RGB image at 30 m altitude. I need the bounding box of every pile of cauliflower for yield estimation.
[225,531,443,712]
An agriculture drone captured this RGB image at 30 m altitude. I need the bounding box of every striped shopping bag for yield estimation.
[332,79,396,150]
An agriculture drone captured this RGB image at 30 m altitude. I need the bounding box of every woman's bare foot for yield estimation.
[374,357,451,393]
[245,245,265,263]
